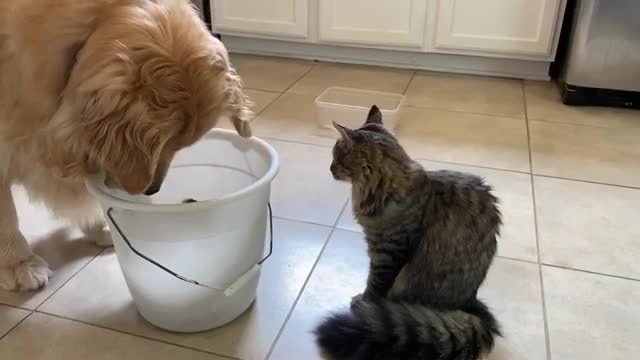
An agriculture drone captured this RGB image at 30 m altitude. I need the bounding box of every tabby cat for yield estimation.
[314,106,502,360]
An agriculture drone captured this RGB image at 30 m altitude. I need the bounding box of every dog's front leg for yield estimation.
[0,177,50,291]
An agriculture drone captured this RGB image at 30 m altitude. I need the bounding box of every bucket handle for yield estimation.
[105,203,274,296]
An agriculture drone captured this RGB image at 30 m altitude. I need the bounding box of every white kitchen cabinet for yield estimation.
[433,0,564,56]
[212,0,309,38]
[318,0,427,47]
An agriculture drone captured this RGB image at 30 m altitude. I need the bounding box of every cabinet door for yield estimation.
[319,0,427,47]
[434,0,563,56]
[212,0,308,38]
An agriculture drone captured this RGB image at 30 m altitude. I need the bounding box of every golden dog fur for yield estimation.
[0,0,252,290]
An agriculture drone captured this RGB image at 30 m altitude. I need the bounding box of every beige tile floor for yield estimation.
[1,54,639,360]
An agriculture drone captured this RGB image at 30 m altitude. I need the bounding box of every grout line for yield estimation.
[272,215,334,229]
[531,173,640,191]
[520,79,527,120]
[264,199,350,360]
[528,116,640,131]
[418,156,640,192]
[333,199,351,230]
[32,310,242,360]
[539,263,640,283]
[247,61,316,124]
[401,103,527,122]
[253,94,283,118]
[244,87,282,95]
[0,302,34,312]
[494,255,538,265]
[523,81,552,360]
[414,157,532,175]
[248,63,317,142]
[0,310,34,342]
[34,247,108,312]
[273,63,317,98]
[401,71,417,95]
[244,65,315,122]
[261,136,332,149]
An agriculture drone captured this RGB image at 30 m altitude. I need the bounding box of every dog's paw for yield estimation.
[92,228,113,247]
[83,221,113,247]
[0,254,51,291]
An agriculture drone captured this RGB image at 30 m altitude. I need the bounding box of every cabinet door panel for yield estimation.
[319,0,427,47]
[213,0,308,37]
[434,0,563,56]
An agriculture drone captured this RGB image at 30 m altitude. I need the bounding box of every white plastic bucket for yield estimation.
[86,129,280,333]
[315,87,404,130]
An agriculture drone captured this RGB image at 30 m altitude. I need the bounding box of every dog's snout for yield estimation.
[144,185,161,196]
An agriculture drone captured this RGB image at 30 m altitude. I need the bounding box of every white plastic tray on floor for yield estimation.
[314,87,404,130]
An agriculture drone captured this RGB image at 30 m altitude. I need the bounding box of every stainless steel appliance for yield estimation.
[560,0,640,108]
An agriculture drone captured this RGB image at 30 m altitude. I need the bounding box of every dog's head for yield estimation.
[49,1,251,195]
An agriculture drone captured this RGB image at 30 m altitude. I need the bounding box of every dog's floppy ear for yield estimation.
[84,92,169,194]
[50,81,170,194]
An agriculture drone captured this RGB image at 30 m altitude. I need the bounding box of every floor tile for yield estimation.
[231,54,313,92]
[525,81,640,129]
[530,120,640,187]
[218,89,280,132]
[269,229,368,360]
[252,92,338,147]
[0,312,225,360]
[482,259,547,360]
[335,199,358,233]
[338,161,537,262]
[0,305,30,337]
[535,176,640,279]
[40,218,330,360]
[288,62,414,98]
[405,72,525,119]
[245,89,281,114]
[396,107,530,172]
[544,266,640,360]
[0,187,103,309]
[268,139,349,226]
[271,231,546,360]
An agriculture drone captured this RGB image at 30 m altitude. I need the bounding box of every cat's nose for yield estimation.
[330,163,336,174]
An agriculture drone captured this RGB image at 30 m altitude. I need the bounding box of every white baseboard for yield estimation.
[222,36,551,80]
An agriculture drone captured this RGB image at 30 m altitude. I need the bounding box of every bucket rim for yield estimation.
[85,129,280,213]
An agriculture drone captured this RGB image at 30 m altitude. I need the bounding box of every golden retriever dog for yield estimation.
[0,0,252,291]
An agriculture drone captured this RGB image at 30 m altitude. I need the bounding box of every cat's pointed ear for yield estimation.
[364,105,383,125]
[332,121,353,141]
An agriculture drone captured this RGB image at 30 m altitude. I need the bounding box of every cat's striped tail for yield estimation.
[313,297,500,360]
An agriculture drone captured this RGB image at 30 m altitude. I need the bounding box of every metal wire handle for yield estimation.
[105,203,274,291]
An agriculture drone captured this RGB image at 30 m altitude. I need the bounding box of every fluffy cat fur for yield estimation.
[314,106,502,360]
